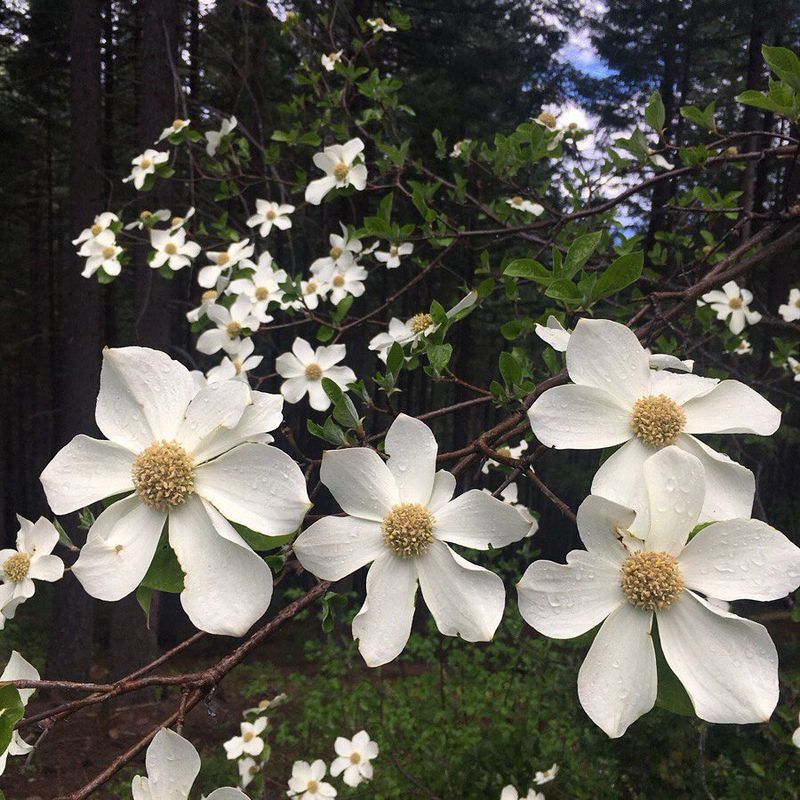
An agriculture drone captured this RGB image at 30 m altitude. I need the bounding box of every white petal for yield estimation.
[657,591,778,724]
[169,496,272,636]
[281,376,309,404]
[384,414,438,505]
[433,490,529,549]
[417,541,505,642]
[307,379,332,411]
[575,494,633,565]
[20,517,59,556]
[647,370,717,405]
[176,380,251,456]
[28,554,64,583]
[427,470,456,512]
[517,550,625,638]
[195,444,310,535]
[352,553,417,666]
[40,435,135,514]
[642,446,704,554]
[72,496,165,601]
[293,516,384,581]
[205,790,251,800]
[528,384,633,449]
[146,728,201,799]
[566,319,650,406]
[679,519,800,601]
[305,175,337,205]
[577,603,656,738]
[681,380,780,435]
[0,651,39,704]
[320,448,399,521]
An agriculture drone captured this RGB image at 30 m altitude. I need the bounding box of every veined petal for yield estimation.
[577,603,656,738]
[433,490,529,549]
[320,448,399,521]
[177,380,251,457]
[40,435,135,514]
[427,470,456,512]
[384,414,437,505]
[517,550,625,638]
[143,729,200,799]
[657,591,778,724]
[679,519,800,601]
[528,385,633,449]
[294,516,384,581]
[169,496,272,636]
[647,370,718,406]
[575,494,634,565]
[353,553,417,666]
[681,380,780,435]
[72,496,165,601]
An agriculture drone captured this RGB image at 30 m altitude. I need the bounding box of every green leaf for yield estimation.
[0,684,25,755]
[762,45,800,92]
[140,529,184,593]
[503,258,551,283]
[386,342,405,376]
[592,252,644,300]
[645,90,665,133]
[499,352,521,387]
[136,585,154,625]
[562,232,602,279]
[654,630,694,717]
[544,278,582,302]
[735,89,792,115]
[500,318,535,341]
[427,343,452,372]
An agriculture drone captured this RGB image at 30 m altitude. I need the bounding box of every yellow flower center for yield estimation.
[728,297,743,309]
[511,195,524,206]
[131,440,195,510]
[332,274,345,288]
[374,17,385,25]
[304,363,323,381]
[3,552,31,582]
[350,752,361,764]
[795,298,800,308]
[389,245,399,257]
[382,503,435,558]
[329,245,343,259]
[258,699,270,709]
[409,313,433,334]
[91,223,103,236]
[171,216,184,227]
[243,731,254,742]
[102,246,117,259]
[333,162,350,181]
[217,253,230,265]
[537,111,557,128]
[305,281,318,294]
[140,210,153,221]
[496,446,512,458]
[140,158,152,170]
[172,118,184,129]
[254,286,269,301]
[249,765,259,775]
[630,394,686,448]
[266,209,277,220]
[621,551,684,611]
[164,242,178,255]
[307,781,319,793]
[226,321,242,337]
[202,289,218,303]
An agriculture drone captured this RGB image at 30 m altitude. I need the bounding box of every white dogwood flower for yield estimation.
[310,224,363,275]
[778,287,800,322]
[123,149,168,190]
[239,757,261,788]
[40,347,309,636]
[199,239,256,288]
[224,718,268,759]
[73,212,119,250]
[505,196,544,216]
[367,17,397,32]
[700,280,762,334]
[197,295,261,356]
[321,50,343,71]
[0,516,64,619]
[533,764,558,785]
[793,715,800,748]
[207,338,263,384]
[169,206,196,232]
[481,439,528,473]
[287,760,337,800]
[451,139,471,157]
[500,786,544,800]
[482,484,537,537]
[327,262,367,305]
[305,138,367,205]
[294,414,530,666]
[298,278,330,310]
[786,356,800,382]
[81,229,123,278]
[149,228,201,272]
[517,446,800,738]
[528,319,780,534]
[734,339,753,356]
[133,728,251,800]
[157,117,190,142]
[247,200,295,237]
[206,116,238,157]
[0,651,38,776]
[228,252,288,322]
[330,730,378,787]
[124,208,171,231]
[374,242,413,270]
[368,318,416,362]
[187,277,229,323]
[276,339,355,412]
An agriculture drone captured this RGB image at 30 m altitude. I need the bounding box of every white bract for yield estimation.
[81,229,123,278]
[533,764,558,785]
[0,515,64,621]
[330,730,378,787]
[40,347,309,636]
[517,446,800,738]
[528,319,780,534]
[228,252,288,322]
[734,339,753,356]
[287,760,337,799]
[149,228,201,272]
[793,715,800,748]
[123,149,168,190]
[374,242,413,270]
[482,485,538,537]
[786,356,800,382]
[700,280,762,334]
[451,139,470,157]
[206,116,238,157]
[305,138,368,205]
[298,278,330,310]
[187,279,229,324]
[224,718,268,759]
[197,295,261,356]
[157,117,190,142]
[778,287,800,322]
[326,262,367,305]
[276,339,356,412]
[0,651,38,776]
[293,414,529,666]
[207,338,263,384]
[238,756,261,788]
[310,224,363,275]
[169,206,196,232]
[505,196,544,216]
[73,212,119,250]
[246,200,295,237]
[367,17,397,32]
[132,728,250,800]
[481,439,528,473]
[500,786,544,800]
[199,240,255,288]
[125,209,171,231]
[321,51,343,71]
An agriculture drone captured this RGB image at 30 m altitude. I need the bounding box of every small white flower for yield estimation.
[228,252,288,322]
[778,287,800,322]
[157,117,190,143]
[73,212,119,249]
[533,111,559,131]
[374,242,413,270]
[648,152,674,170]
[294,414,530,666]
[149,228,201,272]
[40,347,309,636]
[528,319,780,535]
[124,208,171,231]
[287,760,337,799]
[500,785,544,800]
[197,295,261,356]
[276,339,356,412]
[734,339,753,356]
[310,224,363,275]
[305,138,368,205]
[239,756,261,788]
[368,318,417,362]
[321,50,343,71]
[0,651,38,776]
[0,516,64,621]
[786,356,800,382]
[327,262,367,305]
[700,280,762,334]
[123,149,169,190]
[518,446,800,738]
[451,139,470,157]
[81,229,123,278]
[168,206,196,232]
[247,200,295,237]
[298,277,330,311]
[187,277,229,324]
[224,718,268,759]
[207,338,263,384]
[535,315,571,352]
[793,714,800,748]
[481,440,528,473]
[199,239,256,288]
[533,763,559,785]
[330,730,378,787]
[205,116,238,157]
[505,196,544,216]
[367,17,397,32]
